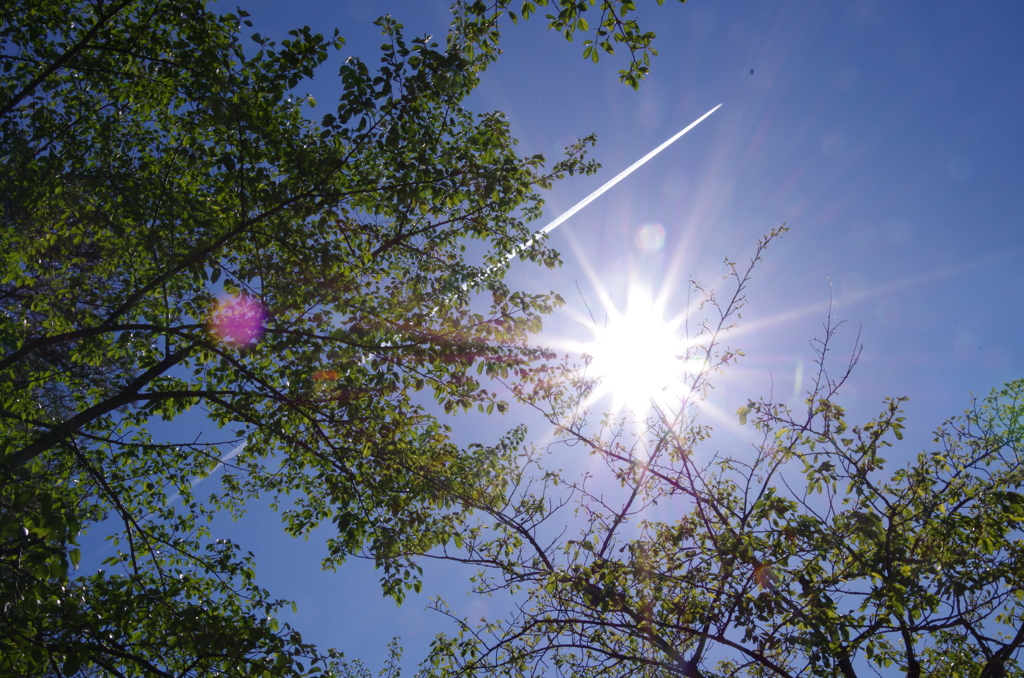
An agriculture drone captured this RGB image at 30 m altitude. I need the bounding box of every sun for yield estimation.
[585,288,694,413]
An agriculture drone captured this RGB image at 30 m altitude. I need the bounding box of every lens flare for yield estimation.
[207,294,267,347]
[636,224,666,253]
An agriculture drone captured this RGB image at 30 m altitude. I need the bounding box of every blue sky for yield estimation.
[176,0,1024,670]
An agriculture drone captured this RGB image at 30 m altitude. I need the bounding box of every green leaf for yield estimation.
[737,404,752,425]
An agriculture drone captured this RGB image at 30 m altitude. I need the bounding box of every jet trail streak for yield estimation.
[538,103,722,238]
[454,104,721,293]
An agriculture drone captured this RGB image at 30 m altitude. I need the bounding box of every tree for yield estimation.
[456,0,689,89]
[0,0,609,674]
[0,0,696,673]
[420,229,1024,678]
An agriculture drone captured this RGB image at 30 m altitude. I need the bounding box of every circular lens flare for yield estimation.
[207,294,267,347]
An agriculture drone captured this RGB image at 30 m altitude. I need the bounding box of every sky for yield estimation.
[152,0,1024,671]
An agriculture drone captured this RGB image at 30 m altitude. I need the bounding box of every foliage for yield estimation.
[421,229,1024,678]
[457,0,688,89]
[0,0,623,673]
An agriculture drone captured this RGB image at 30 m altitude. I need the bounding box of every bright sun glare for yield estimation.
[586,289,693,413]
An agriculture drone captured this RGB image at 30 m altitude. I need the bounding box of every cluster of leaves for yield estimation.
[455,0,687,88]
[417,229,1024,678]
[0,0,622,673]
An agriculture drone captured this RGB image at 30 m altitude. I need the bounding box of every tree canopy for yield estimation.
[0,0,702,672]
[0,0,639,673]
[417,231,1024,678]
[9,1,1022,677]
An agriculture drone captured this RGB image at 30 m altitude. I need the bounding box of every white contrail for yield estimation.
[166,441,248,505]
[190,441,246,489]
[536,103,722,239]
[447,105,722,300]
